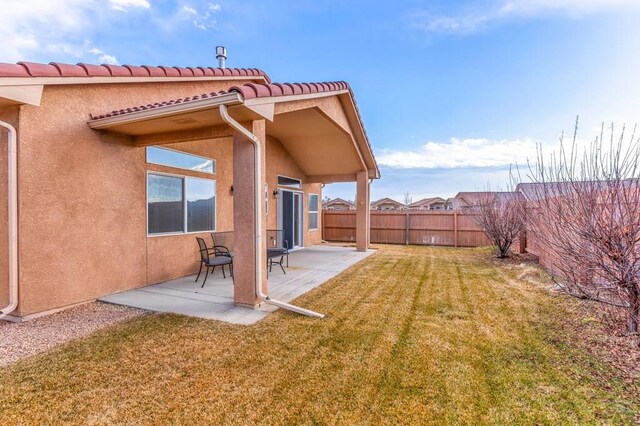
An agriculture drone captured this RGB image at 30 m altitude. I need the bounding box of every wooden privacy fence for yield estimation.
[322,210,492,247]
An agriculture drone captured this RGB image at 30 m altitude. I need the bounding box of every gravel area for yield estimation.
[0,302,147,367]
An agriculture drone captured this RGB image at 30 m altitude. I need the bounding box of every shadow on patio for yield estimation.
[99,245,374,324]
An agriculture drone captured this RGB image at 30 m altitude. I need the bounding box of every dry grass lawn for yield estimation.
[0,245,638,424]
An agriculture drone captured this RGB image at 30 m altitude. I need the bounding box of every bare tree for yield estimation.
[522,119,640,333]
[474,190,526,258]
[404,191,412,206]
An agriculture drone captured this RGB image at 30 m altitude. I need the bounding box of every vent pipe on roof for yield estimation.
[216,46,227,68]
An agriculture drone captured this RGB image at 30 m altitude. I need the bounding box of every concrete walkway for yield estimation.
[100,245,374,324]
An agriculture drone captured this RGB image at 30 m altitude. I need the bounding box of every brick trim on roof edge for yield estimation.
[0,61,271,82]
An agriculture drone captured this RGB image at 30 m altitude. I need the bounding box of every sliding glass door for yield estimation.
[279,190,303,249]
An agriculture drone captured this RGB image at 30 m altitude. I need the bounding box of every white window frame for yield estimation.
[277,174,302,189]
[308,193,319,231]
[146,146,216,174]
[146,170,217,237]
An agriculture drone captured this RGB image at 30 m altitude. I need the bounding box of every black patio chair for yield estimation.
[210,232,234,261]
[266,229,289,276]
[195,237,234,287]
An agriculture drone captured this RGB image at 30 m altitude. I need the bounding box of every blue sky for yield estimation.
[2,0,640,202]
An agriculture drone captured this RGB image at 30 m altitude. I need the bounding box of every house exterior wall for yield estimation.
[5,80,322,317]
[265,135,322,247]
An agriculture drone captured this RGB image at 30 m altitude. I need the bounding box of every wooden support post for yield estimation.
[453,212,458,248]
[405,211,410,245]
[356,171,370,251]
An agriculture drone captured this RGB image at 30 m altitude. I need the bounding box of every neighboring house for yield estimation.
[443,198,454,210]
[323,198,355,210]
[0,59,379,320]
[516,180,639,201]
[371,198,405,211]
[449,191,521,210]
[407,197,447,210]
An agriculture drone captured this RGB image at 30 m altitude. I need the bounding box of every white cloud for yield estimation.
[98,54,119,65]
[410,13,489,35]
[410,0,640,35]
[498,0,639,16]
[0,0,143,63]
[0,0,93,62]
[185,2,222,31]
[377,138,538,169]
[87,46,119,65]
[109,0,151,12]
[182,6,197,15]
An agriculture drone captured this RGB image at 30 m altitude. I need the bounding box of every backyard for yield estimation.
[0,245,638,424]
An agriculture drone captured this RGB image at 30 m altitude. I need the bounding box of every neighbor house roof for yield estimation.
[323,198,355,208]
[516,179,639,201]
[408,197,445,208]
[371,197,404,208]
[453,191,521,206]
[0,61,271,81]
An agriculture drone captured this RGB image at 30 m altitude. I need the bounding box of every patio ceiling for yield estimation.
[267,107,364,180]
[88,82,380,182]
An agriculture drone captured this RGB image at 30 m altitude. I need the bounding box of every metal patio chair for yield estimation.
[210,232,234,271]
[266,229,289,276]
[195,237,234,287]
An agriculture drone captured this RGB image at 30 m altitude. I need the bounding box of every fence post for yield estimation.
[454,212,458,247]
[321,210,325,241]
[405,211,410,245]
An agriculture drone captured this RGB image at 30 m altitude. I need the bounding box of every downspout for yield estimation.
[219,104,325,318]
[0,120,18,319]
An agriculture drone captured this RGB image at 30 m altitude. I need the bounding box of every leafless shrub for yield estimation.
[523,119,640,333]
[404,191,412,206]
[474,189,526,258]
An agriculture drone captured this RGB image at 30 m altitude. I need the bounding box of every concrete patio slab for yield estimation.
[100,245,374,324]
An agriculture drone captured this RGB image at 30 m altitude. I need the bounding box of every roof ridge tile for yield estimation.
[0,61,270,82]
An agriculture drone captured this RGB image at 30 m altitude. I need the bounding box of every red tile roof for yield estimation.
[90,81,351,119]
[0,61,270,82]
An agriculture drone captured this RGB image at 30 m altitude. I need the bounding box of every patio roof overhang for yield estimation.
[87,83,379,182]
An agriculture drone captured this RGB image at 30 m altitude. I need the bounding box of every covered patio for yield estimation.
[88,80,379,317]
[100,245,374,324]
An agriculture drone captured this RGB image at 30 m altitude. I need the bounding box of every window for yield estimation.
[278,175,302,189]
[147,146,215,174]
[186,178,216,232]
[147,172,216,235]
[308,194,319,230]
[148,174,184,234]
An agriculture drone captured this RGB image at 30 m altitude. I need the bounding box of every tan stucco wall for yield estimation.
[12,80,255,316]
[265,136,322,247]
[5,80,324,316]
[145,137,234,285]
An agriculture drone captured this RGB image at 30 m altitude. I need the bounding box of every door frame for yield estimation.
[277,188,304,249]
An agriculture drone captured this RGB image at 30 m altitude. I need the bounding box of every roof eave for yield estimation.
[88,92,243,130]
